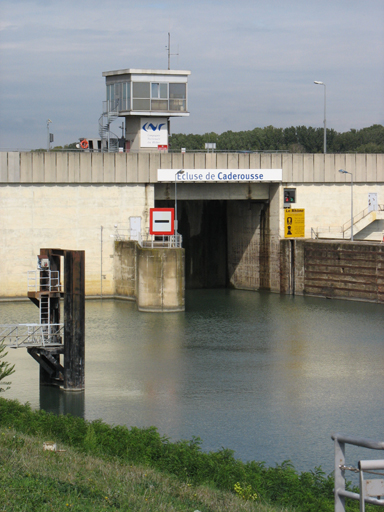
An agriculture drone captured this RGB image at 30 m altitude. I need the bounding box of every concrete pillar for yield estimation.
[137,247,185,312]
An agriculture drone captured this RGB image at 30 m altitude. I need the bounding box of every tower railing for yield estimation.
[27,270,62,292]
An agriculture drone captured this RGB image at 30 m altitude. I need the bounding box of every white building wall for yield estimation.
[279,182,384,239]
[0,183,153,298]
[0,151,383,297]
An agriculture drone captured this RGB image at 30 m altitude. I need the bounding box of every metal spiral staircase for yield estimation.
[99,100,120,152]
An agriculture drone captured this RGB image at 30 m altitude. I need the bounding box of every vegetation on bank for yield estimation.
[0,398,375,512]
[0,427,281,512]
[33,124,384,154]
[0,339,15,393]
[168,124,384,153]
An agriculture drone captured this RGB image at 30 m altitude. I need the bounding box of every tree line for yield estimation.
[169,124,384,153]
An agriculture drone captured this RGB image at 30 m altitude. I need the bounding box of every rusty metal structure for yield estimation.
[1,249,85,391]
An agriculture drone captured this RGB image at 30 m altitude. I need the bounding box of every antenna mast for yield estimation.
[166,32,179,70]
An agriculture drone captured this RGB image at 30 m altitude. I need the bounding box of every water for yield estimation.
[1,290,384,475]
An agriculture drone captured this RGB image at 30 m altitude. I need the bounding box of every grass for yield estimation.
[0,427,288,512]
[0,398,376,512]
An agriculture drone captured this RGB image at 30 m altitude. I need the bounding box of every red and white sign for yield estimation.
[150,208,174,235]
[158,144,168,151]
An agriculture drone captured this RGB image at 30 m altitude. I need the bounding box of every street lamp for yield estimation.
[47,119,52,152]
[314,81,326,153]
[339,169,353,241]
[174,170,185,234]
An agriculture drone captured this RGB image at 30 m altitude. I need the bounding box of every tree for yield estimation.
[0,339,15,393]
[169,124,384,153]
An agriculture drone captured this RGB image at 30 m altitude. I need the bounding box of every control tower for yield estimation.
[100,68,191,152]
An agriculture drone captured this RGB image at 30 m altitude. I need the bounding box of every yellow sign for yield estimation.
[284,208,305,238]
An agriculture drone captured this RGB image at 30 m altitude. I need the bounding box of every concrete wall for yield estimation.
[114,240,137,299]
[114,240,185,312]
[2,152,383,185]
[227,201,269,290]
[281,240,384,303]
[281,182,384,239]
[0,183,153,298]
[1,151,384,299]
[2,152,383,241]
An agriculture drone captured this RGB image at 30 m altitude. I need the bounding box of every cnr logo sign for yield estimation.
[141,117,168,148]
[142,122,166,132]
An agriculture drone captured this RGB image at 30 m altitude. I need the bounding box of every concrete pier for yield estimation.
[114,241,185,312]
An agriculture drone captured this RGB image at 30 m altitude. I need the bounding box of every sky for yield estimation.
[0,0,383,150]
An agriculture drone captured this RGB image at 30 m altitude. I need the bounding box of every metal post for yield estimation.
[100,226,103,299]
[334,437,346,512]
[323,83,326,154]
[339,170,353,241]
[350,173,354,241]
[174,170,185,234]
[168,32,170,70]
[64,250,85,391]
[314,82,326,153]
[175,179,177,233]
[46,119,52,152]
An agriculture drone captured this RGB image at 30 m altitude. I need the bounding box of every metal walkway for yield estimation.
[1,268,63,349]
[0,323,63,348]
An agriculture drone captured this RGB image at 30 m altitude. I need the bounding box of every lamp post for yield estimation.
[314,81,326,153]
[46,119,52,152]
[339,169,353,241]
[175,170,185,234]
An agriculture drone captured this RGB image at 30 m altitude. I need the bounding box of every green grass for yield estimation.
[0,427,287,512]
[0,398,376,512]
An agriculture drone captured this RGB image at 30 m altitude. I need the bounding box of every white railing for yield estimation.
[312,204,384,240]
[342,204,384,233]
[27,270,61,292]
[112,228,182,248]
[0,323,64,348]
[332,433,384,512]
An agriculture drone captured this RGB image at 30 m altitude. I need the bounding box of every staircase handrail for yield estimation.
[102,99,120,116]
[342,204,384,234]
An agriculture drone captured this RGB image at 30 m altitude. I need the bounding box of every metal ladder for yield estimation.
[39,294,50,325]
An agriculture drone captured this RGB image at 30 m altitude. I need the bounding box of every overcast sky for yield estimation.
[0,0,383,150]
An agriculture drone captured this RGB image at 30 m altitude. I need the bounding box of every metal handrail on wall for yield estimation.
[332,433,384,511]
[112,229,182,248]
[311,204,384,239]
[342,204,384,233]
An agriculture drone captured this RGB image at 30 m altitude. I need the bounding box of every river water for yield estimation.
[1,290,384,475]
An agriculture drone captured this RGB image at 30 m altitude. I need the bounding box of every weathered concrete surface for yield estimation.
[114,240,185,312]
[2,152,383,185]
[1,151,384,299]
[281,239,384,303]
[0,184,153,298]
[227,201,267,290]
[114,241,137,299]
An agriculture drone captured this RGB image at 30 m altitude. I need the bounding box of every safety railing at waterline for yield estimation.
[27,270,62,292]
[112,228,183,248]
[332,432,384,512]
[0,323,64,348]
